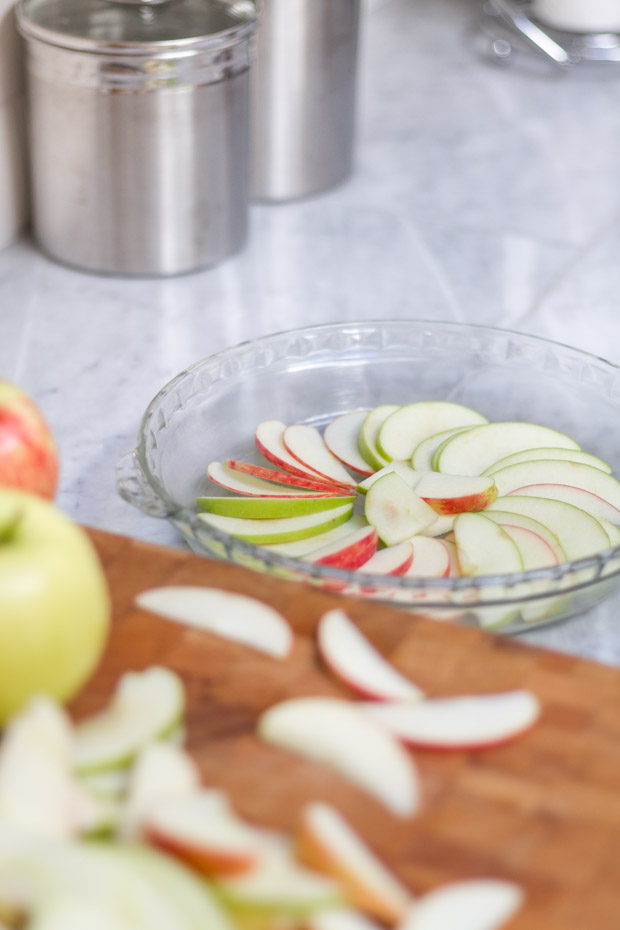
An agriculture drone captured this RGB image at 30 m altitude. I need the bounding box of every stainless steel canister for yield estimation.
[16,0,259,276]
[251,0,360,203]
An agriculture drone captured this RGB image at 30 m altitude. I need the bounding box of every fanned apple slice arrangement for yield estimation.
[198,404,620,626]
[0,589,538,930]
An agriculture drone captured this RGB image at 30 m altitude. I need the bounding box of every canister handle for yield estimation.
[115,450,173,518]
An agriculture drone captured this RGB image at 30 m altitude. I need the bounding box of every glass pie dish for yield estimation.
[116,320,620,634]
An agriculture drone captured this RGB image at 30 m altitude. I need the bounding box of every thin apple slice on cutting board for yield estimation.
[436,422,581,476]
[365,473,437,546]
[486,496,611,560]
[356,463,423,495]
[411,426,475,471]
[316,609,423,702]
[207,462,346,498]
[122,741,201,840]
[355,541,414,576]
[135,587,293,659]
[376,402,488,463]
[283,425,357,489]
[196,494,356,519]
[507,483,620,525]
[223,460,352,495]
[305,907,386,930]
[399,879,524,930]
[258,697,420,818]
[491,459,620,509]
[324,412,374,477]
[198,501,355,545]
[404,536,451,578]
[364,690,540,751]
[296,802,413,923]
[262,516,368,557]
[256,420,344,485]
[358,405,399,471]
[73,667,185,775]
[414,472,497,515]
[304,526,378,570]
[483,446,612,475]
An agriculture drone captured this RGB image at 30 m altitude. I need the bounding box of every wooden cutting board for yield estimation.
[73,528,620,930]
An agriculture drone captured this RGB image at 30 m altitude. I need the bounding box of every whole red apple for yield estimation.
[0,381,59,499]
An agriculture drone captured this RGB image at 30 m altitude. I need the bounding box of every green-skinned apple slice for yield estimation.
[486,496,610,560]
[208,462,345,498]
[365,473,437,546]
[316,609,423,702]
[255,421,341,484]
[358,405,399,471]
[356,463,423,495]
[483,446,612,475]
[399,879,523,930]
[73,667,185,775]
[414,473,497,515]
[355,541,413,576]
[324,412,374,477]
[196,494,356,519]
[136,587,293,658]
[491,459,620,508]
[258,697,419,817]
[377,402,487,463]
[436,422,581,476]
[304,526,378,569]
[364,690,540,750]
[283,425,356,489]
[261,516,368,557]
[454,513,524,576]
[198,501,354,545]
[296,802,413,923]
[481,510,566,562]
[495,524,558,569]
[507,483,620,525]
[601,518,620,545]
[411,426,475,471]
[404,536,451,578]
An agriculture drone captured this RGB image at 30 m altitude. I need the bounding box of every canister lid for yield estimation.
[16,0,259,53]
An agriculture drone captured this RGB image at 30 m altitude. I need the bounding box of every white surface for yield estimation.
[2,0,620,664]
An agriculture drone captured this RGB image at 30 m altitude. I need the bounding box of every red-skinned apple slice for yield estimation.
[404,536,451,578]
[357,463,423,495]
[507,483,620,525]
[377,402,488,463]
[491,459,620,508]
[296,802,413,923]
[414,473,497,515]
[482,510,566,562]
[207,462,346,498]
[356,541,413,576]
[305,526,378,570]
[436,422,580,476]
[487,496,610,560]
[263,516,368,557]
[365,473,437,546]
[142,789,277,877]
[255,420,345,485]
[224,460,351,495]
[364,690,540,750]
[399,879,524,930]
[283,425,356,489]
[316,609,423,702]
[258,697,420,817]
[439,538,460,576]
[324,412,374,477]
[496,524,558,569]
[135,587,293,659]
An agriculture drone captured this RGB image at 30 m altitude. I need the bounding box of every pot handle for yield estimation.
[115,450,172,518]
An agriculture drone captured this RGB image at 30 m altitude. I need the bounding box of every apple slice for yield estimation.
[356,463,423,495]
[304,526,378,569]
[135,587,293,659]
[324,412,374,477]
[316,609,423,701]
[414,473,497,515]
[601,518,620,545]
[73,667,185,775]
[491,460,620,509]
[356,541,414,576]
[358,405,399,471]
[258,697,420,817]
[507,483,620,525]
[296,802,413,923]
[483,446,612,475]
[496,524,558,569]
[223,460,352,495]
[419,514,456,537]
[198,501,355,545]
[439,537,460,576]
[26,897,138,930]
[377,402,487,463]
[305,907,386,930]
[256,421,344,485]
[453,513,524,576]
[196,494,356,519]
[436,422,581,476]
[486,496,610,560]
[404,536,451,578]
[122,741,201,840]
[364,690,540,750]
[207,462,344,498]
[283,425,357,489]
[399,879,523,930]
[411,426,475,471]
[262,516,368,557]
[481,510,566,563]
[365,473,437,546]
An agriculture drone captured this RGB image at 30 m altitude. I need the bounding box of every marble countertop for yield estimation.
[2,0,620,665]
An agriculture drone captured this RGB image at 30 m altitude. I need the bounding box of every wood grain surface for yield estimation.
[74,528,620,930]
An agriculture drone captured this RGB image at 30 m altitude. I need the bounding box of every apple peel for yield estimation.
[399,879,524,930]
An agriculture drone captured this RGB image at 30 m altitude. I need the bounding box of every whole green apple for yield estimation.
[0,488,111,725]
[0,381,59,499]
